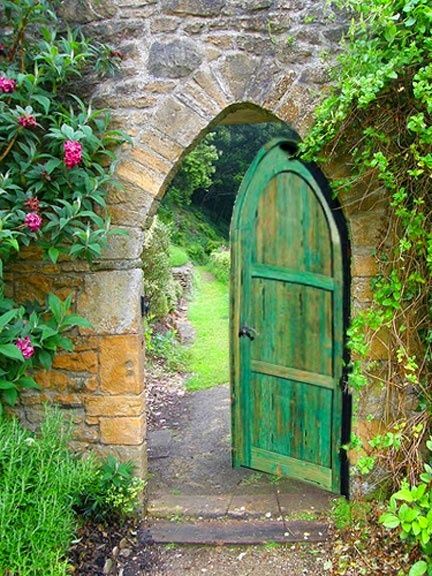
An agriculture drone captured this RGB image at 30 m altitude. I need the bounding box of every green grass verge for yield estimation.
[186,267,229,391]
[0,411,94,576]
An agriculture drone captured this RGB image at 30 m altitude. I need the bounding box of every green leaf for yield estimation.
[56,336,74,351]
[62,314,92,329]
[47,293,63,323]
[39,326,59,340]
[44,158,62,173]
[19,376,40,390]
[2,387,18,406]
[0,380,16,390]
[48,247,60,264]
[0,344,24,361]
[38,349,52,370]
[0,309,18,330]
[380,512,400,529]
[32,94,51,114]
[394,488,414,502]
[409,561,428,576]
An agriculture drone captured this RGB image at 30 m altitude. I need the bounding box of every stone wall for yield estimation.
[10,0,390,484]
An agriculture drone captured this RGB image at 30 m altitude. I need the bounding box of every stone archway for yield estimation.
[13,0,389,480]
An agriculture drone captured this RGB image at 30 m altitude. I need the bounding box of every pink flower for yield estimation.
[0,76,16,93]
[24,212,42,232]
[16,336,35,360]
[63,140,83,169]
[18,115,37,129]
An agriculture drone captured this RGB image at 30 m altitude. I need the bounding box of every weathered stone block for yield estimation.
[99,334,145,395]
[52,393,83,408]
[369,328,391,361]
[193,69,232,111]
[74,424,100,443]
[245,0,272,9]
[85,393,145,417]
[116,159,165,197]
[77,269,143,334]
[101,226,145,260]
[86,416,99,426]
[352,254,378,277]
[108,201,156,227]
[152,96,208,147]
[35,370,71,391]
[176,80,222,120]
[100,416,146,445]
[130,147,173,175]
[150,16,181,33]
[206,34,236,50]
[139,128,184,162]
[93,443,147,477]
[350,211,387,248]
[59,0,117,24]
[14,274,53,304]
[352,277,373,303]
[148,39,203,78]
[52,351,98,373]
[161,0,226,16]
[217,53,258,99]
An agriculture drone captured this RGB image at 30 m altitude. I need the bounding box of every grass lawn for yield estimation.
[186,267,229,391]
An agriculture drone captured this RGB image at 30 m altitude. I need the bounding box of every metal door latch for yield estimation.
[239,326,256,340]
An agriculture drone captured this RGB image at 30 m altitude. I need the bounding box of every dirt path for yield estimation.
[140,270,335,576]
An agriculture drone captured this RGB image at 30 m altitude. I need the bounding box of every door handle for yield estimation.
[239,326,256,341]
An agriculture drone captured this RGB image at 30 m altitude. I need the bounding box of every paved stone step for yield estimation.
[147,519,329,545]
[147,492,331,520]
[147,493,284,519]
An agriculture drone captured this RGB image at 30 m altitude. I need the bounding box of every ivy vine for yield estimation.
[302,0,432,484]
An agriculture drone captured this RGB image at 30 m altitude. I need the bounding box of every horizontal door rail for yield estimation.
[251,360,335,390]
[250,447,332,490]
[251,263,335,291]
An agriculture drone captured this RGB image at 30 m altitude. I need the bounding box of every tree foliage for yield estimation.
[164,134,219,207]
[194,122,295,224]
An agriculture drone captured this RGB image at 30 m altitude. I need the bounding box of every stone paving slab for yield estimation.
[148,429,173,460]
[147,494,232,519]
[148,519,330,545]
[228,493,280,519]
[277,490,336,519]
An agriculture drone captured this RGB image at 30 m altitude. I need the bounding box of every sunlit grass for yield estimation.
[169,244,190,267]
[186,267,229,391]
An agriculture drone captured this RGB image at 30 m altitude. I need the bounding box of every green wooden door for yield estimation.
[230,139,344,494]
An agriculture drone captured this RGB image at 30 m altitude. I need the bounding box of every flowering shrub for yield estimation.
[208,247,230,284]
[0,0,127,413]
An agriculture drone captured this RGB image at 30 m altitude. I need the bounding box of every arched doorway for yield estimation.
[145,129,351,523]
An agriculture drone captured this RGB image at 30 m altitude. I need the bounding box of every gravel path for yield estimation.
[149,542,332,576]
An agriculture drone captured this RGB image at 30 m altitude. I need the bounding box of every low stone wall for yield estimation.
[172,264,194,299]
[8,249,147,475]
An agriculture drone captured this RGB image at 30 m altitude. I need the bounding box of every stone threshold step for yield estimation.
[147,493,283,519]
[147,519,329,545]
